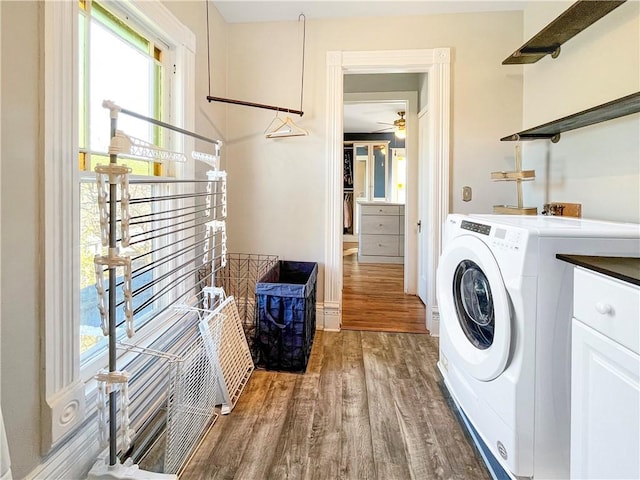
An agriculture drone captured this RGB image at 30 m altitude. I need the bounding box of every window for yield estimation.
[41,0,195,456]
[78,0,168,364]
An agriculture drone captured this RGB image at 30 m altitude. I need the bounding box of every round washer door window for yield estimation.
[453,260,495,349]
[436,234,511,381]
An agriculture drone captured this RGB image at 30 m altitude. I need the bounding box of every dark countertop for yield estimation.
[556,254,640,287]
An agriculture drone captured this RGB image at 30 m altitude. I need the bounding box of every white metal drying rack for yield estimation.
[88,101,222,480]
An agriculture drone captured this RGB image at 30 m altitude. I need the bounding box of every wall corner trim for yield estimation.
[42,0,82,453]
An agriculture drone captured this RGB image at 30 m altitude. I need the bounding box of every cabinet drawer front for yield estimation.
[574,268,640,354]
[361,215,400,235]
[361,204,400,216]
[360,234,400,256]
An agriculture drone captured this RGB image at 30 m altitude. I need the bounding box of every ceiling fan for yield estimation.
[374,111,406,138]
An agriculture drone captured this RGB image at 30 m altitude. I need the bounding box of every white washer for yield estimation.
[437,214,640,479]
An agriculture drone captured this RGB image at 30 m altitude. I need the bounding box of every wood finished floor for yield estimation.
[180,330,490,480]
[342,243,427,334]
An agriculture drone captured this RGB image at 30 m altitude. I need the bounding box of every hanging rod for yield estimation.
[204,5,306,118]
[206,96,304,117]
[103,100,221,145]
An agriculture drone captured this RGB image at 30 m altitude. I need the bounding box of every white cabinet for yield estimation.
[571,267,640,480]
[358,202,404,264]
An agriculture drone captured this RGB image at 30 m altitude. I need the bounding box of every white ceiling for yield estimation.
[213,1,528,24]
[344,102,406,133]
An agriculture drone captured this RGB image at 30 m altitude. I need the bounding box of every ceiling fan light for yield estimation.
[395,128,406,139]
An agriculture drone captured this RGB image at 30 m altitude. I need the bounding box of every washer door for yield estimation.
[437,234,511,381]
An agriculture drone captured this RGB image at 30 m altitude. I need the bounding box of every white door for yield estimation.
[417,108,429,305]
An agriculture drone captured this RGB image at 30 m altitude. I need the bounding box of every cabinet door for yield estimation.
[371,144,388,201]
[353,142,389,202]
[353,144,370,200]
[571,319,640,480]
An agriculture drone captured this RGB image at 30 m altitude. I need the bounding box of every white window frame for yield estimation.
[77,1,177,378]
[42,0,195,459]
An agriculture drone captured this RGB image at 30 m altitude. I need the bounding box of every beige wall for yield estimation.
[1,2,42,476]
[521,1,639,222]
[223,11,524,304]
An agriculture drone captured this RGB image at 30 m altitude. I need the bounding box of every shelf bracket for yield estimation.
[517,45,561,59]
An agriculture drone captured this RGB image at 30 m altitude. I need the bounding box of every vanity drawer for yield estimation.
[361,204,400,216]
[574,267,640,354]
[360,234,400,256]
[361,215,400,235]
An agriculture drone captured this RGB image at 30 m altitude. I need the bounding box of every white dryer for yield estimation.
[437,214,640,479]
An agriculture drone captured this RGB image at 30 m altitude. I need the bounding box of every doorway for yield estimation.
[323,48,451,334]
[341,244,426,332]
[341,93,423,333]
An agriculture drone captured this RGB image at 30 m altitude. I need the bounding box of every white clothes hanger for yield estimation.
[264,111,309,138]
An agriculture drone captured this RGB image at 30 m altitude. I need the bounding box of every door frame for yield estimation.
[324,48,451,333]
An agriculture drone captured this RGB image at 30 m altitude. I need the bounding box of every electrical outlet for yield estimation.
[462,186,472,202]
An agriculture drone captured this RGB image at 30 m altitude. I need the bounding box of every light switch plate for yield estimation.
[462,186,472,202]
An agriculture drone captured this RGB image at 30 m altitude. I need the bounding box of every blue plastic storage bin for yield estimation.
[255,261,318,372]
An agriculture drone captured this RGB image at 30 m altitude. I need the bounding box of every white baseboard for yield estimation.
[428,305,440,337]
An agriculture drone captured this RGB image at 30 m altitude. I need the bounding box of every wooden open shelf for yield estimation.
[503,1,627,65]
[501,91,640,142]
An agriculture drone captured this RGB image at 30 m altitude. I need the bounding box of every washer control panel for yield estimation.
[461,220,491,235]
[491,227,523,251]
[460,220,523,251]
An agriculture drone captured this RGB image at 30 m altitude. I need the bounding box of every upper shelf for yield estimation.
[502,0,627,65]
[501,92,640,142]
